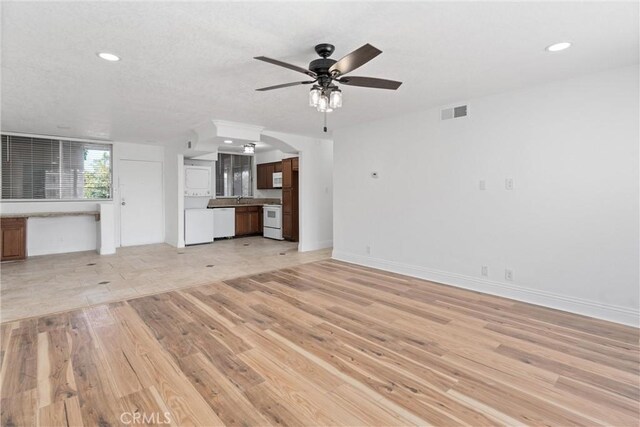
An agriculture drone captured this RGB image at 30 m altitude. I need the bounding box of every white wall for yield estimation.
[332,65,639,326]
[27,216,98,256]
[164,143,184,248]
[263,131,334,252]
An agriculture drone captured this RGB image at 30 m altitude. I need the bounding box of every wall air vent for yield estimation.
[441,104,468,120]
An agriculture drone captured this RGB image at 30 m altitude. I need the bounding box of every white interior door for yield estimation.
[120,160,163,246]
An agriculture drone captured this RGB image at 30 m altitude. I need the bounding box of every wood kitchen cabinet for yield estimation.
[282,158,292,188]
[235,206,262,236]
[249,209,261,234]
[1,217,27,261]
[257,164,268,190]
[256,161,281,189]
[281,157,299,242]
[235,207,249,236]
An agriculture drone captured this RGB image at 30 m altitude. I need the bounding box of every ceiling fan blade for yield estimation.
[329,44,382,76]
[338,76,402,90]
[255,81,315,91]
[254,56,316,77]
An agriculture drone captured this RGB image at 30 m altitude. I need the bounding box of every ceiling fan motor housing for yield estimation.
[310,43,338,83]
[309,58,337,76]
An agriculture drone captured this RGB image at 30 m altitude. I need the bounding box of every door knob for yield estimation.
[121,201,126,206]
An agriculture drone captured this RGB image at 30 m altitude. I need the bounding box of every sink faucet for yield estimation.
[236,196,243,204]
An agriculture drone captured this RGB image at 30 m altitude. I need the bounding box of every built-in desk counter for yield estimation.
[1,211,102,261]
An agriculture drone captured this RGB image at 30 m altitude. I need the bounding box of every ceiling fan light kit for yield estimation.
[255,43,402,132]
[243,143,255,154]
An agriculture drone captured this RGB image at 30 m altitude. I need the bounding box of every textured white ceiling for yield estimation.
[1,1,638,145]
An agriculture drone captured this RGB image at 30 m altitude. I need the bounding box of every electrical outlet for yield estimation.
[505,269,514,281]
[505,178,514,190]
[481,266,489,277]
[479,180,486,191]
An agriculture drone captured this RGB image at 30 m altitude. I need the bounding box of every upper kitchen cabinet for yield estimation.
[282,158,292,188]
[256,163,268,189]
[256,161,281,189]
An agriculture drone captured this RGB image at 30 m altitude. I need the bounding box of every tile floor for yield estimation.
[0,236,331,322]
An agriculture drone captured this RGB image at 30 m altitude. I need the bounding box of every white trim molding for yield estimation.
[332,251,640,327]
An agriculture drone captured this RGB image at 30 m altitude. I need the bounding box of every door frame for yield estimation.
[116,158,165,247]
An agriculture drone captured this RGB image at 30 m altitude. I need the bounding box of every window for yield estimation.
[1,134,112,200]
[215,153,253,197]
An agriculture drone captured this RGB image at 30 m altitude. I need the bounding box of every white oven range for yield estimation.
[263,204,284,240]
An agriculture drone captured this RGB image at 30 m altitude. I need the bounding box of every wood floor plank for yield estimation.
[495,344,640,400]
[239,347,367,426]
[242,382,314,426]
[0,259,637,426]
[69,311,126,427]
[178,352,272,427]
[168,292,253,355]
[38,396,84,427]
[485,322,640,374]
[1,389,38,427]
[119,387,173,427]
[37,329,77,408]
[114,312,226,426]
[1,319,37,396]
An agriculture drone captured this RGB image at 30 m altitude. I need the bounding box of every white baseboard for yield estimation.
[332,250,639,327]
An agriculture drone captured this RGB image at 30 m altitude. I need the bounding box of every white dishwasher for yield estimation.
[212,208,235,238]
[184,209,214,245]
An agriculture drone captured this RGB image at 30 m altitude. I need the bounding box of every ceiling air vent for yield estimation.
[441,104,468,120]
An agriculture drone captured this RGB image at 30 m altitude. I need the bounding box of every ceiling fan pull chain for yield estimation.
[324,111,328,133]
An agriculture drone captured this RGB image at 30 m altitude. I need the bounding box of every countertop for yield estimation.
[0,211,101,220]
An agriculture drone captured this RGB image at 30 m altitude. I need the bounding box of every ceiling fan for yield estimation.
[254,43,402,131]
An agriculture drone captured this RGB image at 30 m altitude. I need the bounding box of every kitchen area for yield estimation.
[183,146,299,247]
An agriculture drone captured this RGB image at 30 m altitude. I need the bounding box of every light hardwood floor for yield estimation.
[1,259,639,426]
[0,237,330,322]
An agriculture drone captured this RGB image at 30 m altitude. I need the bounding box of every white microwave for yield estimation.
[184,166,211,196]
[272,172,283,188]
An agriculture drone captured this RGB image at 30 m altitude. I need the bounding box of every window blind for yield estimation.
[1,134,112,200]
[215,153,253,197]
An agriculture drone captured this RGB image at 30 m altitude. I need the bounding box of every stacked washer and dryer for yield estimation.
[184,165,215,245]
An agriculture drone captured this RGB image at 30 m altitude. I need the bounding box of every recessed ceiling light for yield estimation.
[223,140,233,144]
[97,52,121,62]
[545,42,572,52]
